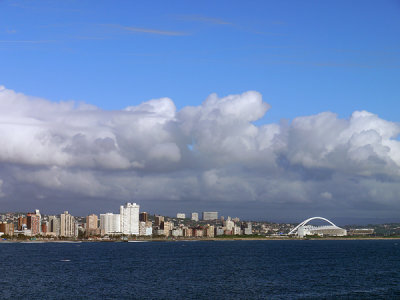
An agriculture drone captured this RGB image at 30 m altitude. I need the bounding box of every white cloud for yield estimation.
[0,86,399,219]
[123,26,188,36]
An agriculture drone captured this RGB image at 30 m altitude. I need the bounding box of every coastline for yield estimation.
[1,236,400,243]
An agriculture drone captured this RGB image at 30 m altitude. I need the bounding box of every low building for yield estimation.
[215,227,225,236]
[139,222,146,236]
[183,227,193,237]
[348,228,374,236]
[205,225,214,238]
[172,228,183,237]
[14,228,31,236]
[139,221,152,236]
[154,229,165,236]
[194,228,204,237]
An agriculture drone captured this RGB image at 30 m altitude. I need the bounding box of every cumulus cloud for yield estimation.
[0,85,399,221]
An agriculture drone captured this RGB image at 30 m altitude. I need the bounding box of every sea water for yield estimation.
[0,240,399,299]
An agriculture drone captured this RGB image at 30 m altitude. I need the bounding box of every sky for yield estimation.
[0,0,400,224]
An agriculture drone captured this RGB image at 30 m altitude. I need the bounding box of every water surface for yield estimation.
[0,240,399,299]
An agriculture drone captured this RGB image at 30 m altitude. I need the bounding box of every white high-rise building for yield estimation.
[48,215,60,236]
[224,216,234,231]
[60,211,77,237]
[202,211,218,220]
[100,213,121,235]
[120,203,139,235]
[177,213,185,219]
[35,209,42,233]
[191,212,199,222]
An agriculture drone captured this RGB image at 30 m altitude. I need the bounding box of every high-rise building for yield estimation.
[241,222,252,235]
[139,212,149,222]
[41,223,47,234]
[86,214,99,237]
[0,222,14,236]
[120,203,140,235]
[233,225,241,235]
[177,213,185,219]
[191,212,199,222]
[27,212,40,236]
[155,215,164,227]
[60,211,76,237]
[100,213,120,235]
[48,216,60,236]
[160,221,172,236]
[224,216,234,231]
[17,216,27,231]
[35,209,41,227]
[202,211,218,221]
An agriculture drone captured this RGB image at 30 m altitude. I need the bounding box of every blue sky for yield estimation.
[1,0,399,123]
[1,1,400,223]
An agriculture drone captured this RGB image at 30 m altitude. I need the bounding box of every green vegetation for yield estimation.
[17,234,29,240]
[215,234,265,239]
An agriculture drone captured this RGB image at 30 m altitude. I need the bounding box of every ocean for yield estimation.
[0,240,399,299]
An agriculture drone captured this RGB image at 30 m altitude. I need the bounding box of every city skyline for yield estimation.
[0,1,400,224]
[3,203,399,239]
[0,203,260,239]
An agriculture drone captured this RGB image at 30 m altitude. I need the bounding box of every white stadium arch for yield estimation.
[288,217,347,237]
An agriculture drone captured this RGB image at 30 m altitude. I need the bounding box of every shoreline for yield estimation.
[1,237,400,243]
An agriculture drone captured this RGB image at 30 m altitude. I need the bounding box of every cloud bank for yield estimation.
[0,86,399,221]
